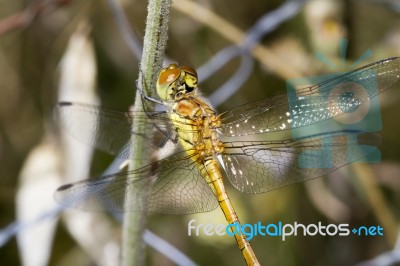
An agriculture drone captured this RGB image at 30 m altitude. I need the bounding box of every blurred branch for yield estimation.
[106,0,179,66]
[122,0,171,265]
[2,154,197,266]
[173,0,304,80]
[243,0,305,49]
[0,206,63,248]
[144,231,198,266]
[353,164,398,247]
[208,54,254,107]
[197,46,241,82]
[106,0,142,59]
[304,178,351,222]
[198,0,305,80]
[0,0,73,36]
[199,0,305,106]
[0,214,198,266]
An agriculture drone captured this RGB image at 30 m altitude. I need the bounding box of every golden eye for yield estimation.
[156,64,181,100]
[158,67,180,87]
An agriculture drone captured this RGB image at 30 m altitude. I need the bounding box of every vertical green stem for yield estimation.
[122,0,171,265]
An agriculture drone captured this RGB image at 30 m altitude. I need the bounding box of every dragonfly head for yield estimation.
[157,64,198,101]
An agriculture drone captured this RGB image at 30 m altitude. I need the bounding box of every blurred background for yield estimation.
[0,0,400,265]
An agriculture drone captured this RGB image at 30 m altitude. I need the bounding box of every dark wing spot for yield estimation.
[57,183,73,191]
[58,102,73,107]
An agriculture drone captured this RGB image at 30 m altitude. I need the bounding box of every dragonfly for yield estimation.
[54,57,400,266]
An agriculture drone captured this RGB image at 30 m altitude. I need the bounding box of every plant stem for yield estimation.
[122,0,171,265]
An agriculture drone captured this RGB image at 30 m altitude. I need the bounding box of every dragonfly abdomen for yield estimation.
[202,157,260,265]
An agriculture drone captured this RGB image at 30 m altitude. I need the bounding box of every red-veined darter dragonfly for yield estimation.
[54,57,400,266]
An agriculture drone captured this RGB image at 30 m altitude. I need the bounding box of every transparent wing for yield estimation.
[220,132,380,193]
[218,57,400,137]
[54,149,218,214]
[54,102,175,158]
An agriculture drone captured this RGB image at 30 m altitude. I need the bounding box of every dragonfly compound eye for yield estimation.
[157,64,181,100]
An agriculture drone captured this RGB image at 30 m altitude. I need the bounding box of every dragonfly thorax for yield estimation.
[170,93,224,163]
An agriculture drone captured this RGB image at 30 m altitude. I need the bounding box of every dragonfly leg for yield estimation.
[136,70,168,107]
[157,130,178,148]
[143,95,167,106]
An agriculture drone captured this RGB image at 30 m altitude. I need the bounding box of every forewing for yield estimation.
[220,133,379,193]
[54,149,218,214]
[218,57,400,137]
[54,102,174,158]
